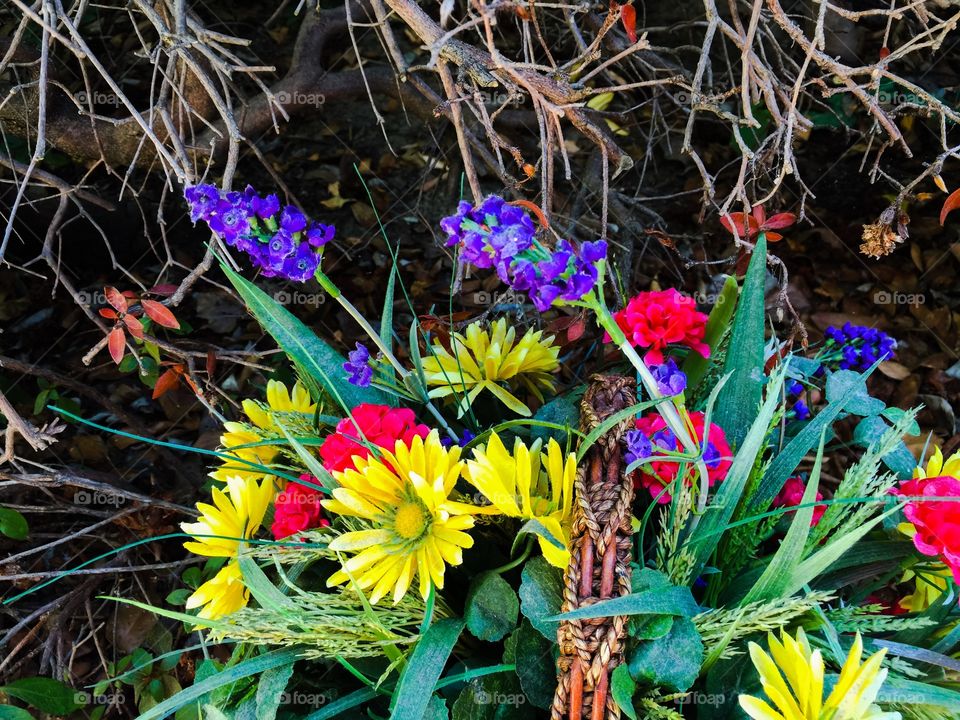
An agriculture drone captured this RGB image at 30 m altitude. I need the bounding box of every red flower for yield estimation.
[318,404,431,473]
[893,475,960,583]
[606,289,710,364]
[773,476,825,526]
[631,411,731,503]
[271,475,329,539]
[720,204,796,242]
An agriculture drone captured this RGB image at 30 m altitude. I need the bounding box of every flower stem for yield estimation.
[491,536,534,575]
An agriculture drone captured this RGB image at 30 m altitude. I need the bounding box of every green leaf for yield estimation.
[237,556,295,612]
[304,687,379,720]
[519,557,562,641]
[423,695,449,720]
[221,262,388,413]
[882,407,920,436]
[513,518,564,554]
[512,621,554,710]
[451,675,532,720]
[609,665,637,720]
[713,235,767,448]
[825,370,884,416]
[0,678,82,715]
[551,586,697,621]
[682,275,738,392]
[0,507,28,540]
[529,391,582,446]
[627,616,703,692]
[465,573,520,642]
[255,663,294,720]
[0,708,33,720]
[741,432,826,603]
[876,677,960,710]
[391,618,464,720]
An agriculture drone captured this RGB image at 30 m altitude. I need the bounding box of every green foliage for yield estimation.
[518,557,562,640]
[0,677,82,715]
[0,506,28,540]
[682,275,738,395]
[465,573,520,642]
[627,617,704,693]
[610,665,637,720]
[391,619,464,720]
[511,621,554,710]
[0,707,34,720]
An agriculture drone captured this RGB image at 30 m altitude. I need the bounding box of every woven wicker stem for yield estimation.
[552,375,637,720]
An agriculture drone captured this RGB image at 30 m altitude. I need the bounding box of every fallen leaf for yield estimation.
[878,360,911,380]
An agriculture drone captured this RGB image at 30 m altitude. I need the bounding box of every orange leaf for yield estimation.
[621,4,637,44]
[765,231,784,242]
[763,212,796,230]
[152,368,181,399]
[108,327,126,365]
[99,308,118,320]
[934,174,948,193]
[124,315,145,339]
[939,188,960,225]
[105,286,127,313]
[141,299,180,329]
[508,199,550,229]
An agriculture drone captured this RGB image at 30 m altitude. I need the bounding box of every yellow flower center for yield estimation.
[394,502,428,540]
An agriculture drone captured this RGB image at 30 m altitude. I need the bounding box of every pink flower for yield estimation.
[773,476,825,526]
[892,475,960,583]
[606,289,710,364]
[318,404,430,473]
[630,411,731,503]
[271,475,329,539]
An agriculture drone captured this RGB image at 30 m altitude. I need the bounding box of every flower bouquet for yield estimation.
[79,187,960,720]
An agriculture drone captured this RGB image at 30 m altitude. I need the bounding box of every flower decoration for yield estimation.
[181,475,275,619]
[823,323,897,372]
[891,447,960,582]
[624,429,653,467]
[606,289,710,365]
[322,431,477,603]
[272,474,329,539]
[463,432,576,568]
[773,476,825,526]
[739,629,898,720]
[241,379,317,431]
[185,184,335,282]
[421,318,560,417]
[630,411,731,503]
[649,357,687,396]
[720,204,796,242]
[318,404,430,473]
[440,196,607,311]
[343,342,373,387]
[897,565,951,613]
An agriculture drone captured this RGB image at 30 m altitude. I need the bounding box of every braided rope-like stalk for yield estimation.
[552,375,636,720]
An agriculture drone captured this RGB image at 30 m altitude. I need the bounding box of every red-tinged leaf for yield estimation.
[99,308,118,320]
[152,368,181,399]
[105,286,127,313]
[206,350,217,377]
[508,199,550,229]
[939,188,960,225]
[751,204,766,225]
[621,4,637,44]
[141,299,180,329]
[567,316,587,342]
[149,283,178,296]
[123,315,145,339]
[763,212,796,230]
[765,231,784,242]
[108,327,126,365]
[879,46,890,59]
[720,213,751,237]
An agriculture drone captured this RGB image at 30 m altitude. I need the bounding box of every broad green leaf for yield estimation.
[391,619,464,720]
[530,391,582,446]
[465,573,519,642]
[609,665,637,720]
[742,432,826,603]
[304,687,379,720]
[825,370,884,416]
[0,707,34,720]
[551,586,697,621]
[0,678,82,715]
[450,675,532,720]
[254,663,294,720]
[713,235,767,448]
[682,275,738,392]
[519,557,562,640]
[627,616,703,692]
[512,621,554,709]
[221,262,388,413]
[512,518,564,554]
[0,507,28,540]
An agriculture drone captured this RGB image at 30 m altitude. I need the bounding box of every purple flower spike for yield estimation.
[281,242,320,282]
[343,342,373,387]
[823,322,897,372]
[624,429,653,467]
[185,184,220,222]
[306,222,336,248]
[649,358,687,396]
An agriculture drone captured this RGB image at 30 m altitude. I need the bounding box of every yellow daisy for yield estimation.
[322,430,477,603]
[463,432,576,568]
[185,561,249,620]
[739,628,900,720]
[421,318,559,417]
[898,565,951,613]
[181,475,275,618]
[914,446,960,481]
[242,379,317,431]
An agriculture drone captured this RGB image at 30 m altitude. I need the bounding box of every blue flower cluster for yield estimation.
[823,322,897,371]
[185,184,335,282]
[624,429,652,466]
[440,196,607,312]
[649,358,687,396]
[786,380,810,420]
[343,342,373,387]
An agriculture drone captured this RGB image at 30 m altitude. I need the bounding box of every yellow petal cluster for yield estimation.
[739,628,900,720]
[463,432,576,568]
[421,319,559,417]
[914,446,960,481]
